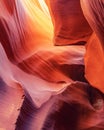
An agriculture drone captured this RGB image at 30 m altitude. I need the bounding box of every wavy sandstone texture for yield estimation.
[0,0,104,130]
